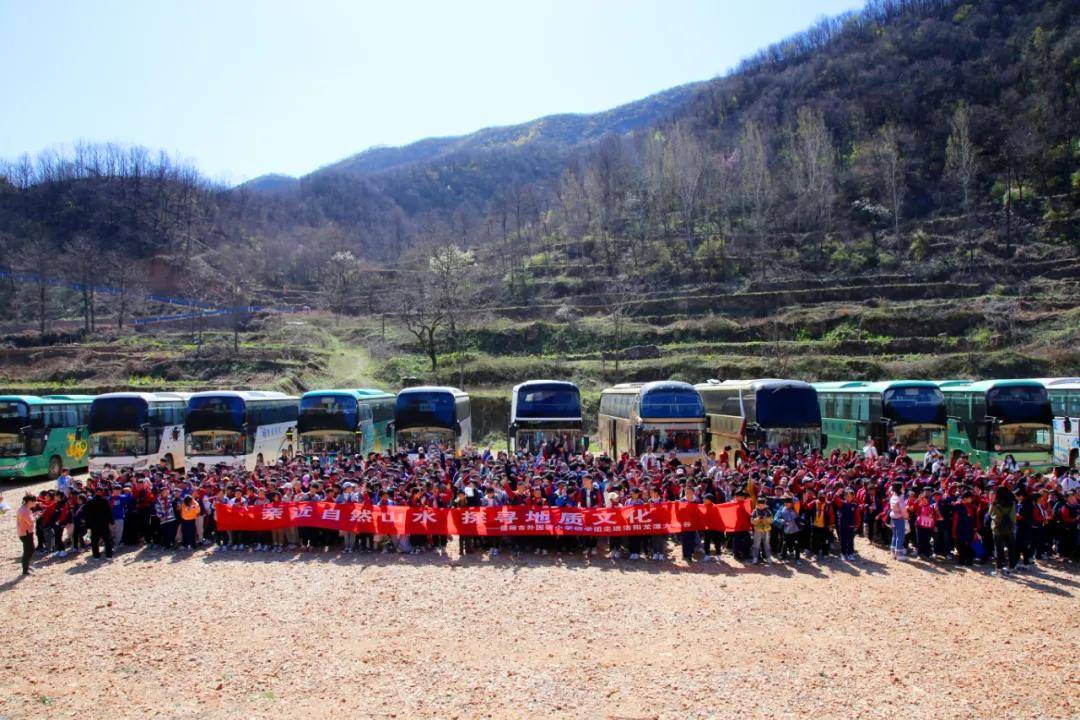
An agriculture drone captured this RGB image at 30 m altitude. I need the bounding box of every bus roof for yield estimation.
[937,379,1046,393]
[188,390,296,401]
[92,391,193,403]
[1032,377,1080,390]
[0,394,94,405]
[512,380,579,393]
[813,380,939,394]
[696,378,814,393]
[301,388,395,400]
[397,386,468,398]
[602,381,697,395]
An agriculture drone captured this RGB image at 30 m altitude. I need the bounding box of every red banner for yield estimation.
[215,501,750,536]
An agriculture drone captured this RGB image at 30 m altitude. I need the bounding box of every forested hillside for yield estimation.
[1,0,1078,396]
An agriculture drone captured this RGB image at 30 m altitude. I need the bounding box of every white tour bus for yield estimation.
[185,390,298,471]
[1038,378,1080,469]
[88,392,191,473]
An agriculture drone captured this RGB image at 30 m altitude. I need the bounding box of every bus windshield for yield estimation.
[396,392,455,429]
[884,386,946,425]
[300,431,359,455]
[994,425,1051,453]
[640,428,703,453]
[89,397,147,433]
[91,431,144,457]
[756,386,821,428]
[639,390,703,419]
[515,386,580,419]
[187,396,246,432]
[0,401,30,436]
[187,430,245,455]
[0,433,24,456]
[988,386,1052,425]
[514,429,584,453]
[299,395,359,433]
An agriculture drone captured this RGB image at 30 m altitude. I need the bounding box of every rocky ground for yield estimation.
[0,476,1076,720]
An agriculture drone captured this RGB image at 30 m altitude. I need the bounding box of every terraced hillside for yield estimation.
[4,233,1075,445]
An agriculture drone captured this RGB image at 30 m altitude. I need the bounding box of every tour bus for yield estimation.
[0,395,94,479]
[88,392,190,473]
[298,388,397,456]
[813,380,946,454]
[938,379,1053,471]
[185,390,298,471]
[395,386,472,453]
[597,381,705,463]
[695,379,821,457]
[1036,378,1080,469]
[508,380,586,454]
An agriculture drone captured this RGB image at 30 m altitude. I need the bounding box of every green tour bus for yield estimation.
[0,395,95,479]
[813,381,946,455]
[1036,378,1080,470]
[297,388,397,456]
[938,379,1054,472]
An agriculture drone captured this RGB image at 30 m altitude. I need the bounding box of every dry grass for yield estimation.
[0,476,1077,720]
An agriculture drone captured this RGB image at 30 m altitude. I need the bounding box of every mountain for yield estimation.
[240,173,299,193]
[1,0,1077,356]
[310,82,706,179]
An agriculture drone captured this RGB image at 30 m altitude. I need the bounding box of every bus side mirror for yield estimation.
[453,422,462,437]
[1065,417,1072,433]
[583,437,590,451]
[821,433,828,448]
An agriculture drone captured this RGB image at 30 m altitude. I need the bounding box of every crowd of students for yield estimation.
[11,441,1080,578]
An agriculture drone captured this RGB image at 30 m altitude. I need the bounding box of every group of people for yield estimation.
[11,440,1080,579]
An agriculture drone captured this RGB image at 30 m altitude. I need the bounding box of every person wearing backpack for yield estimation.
[989,485,1018,577]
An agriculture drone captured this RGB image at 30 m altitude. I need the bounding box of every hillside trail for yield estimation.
[322,334,378,389]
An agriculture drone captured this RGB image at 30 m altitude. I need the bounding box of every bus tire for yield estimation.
[163,454,174,471]
[48,455,62,480]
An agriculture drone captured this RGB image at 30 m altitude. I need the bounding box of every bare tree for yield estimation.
[62,234,103,333]
[18,238,54,336]
[103,248,143,331]
[398,264,446,373]
[737,121,773,259]
[598,274,646,374]
[321,250,364,315]
[785,106,836,232]
[664,122,709,256]
[428,242,479,385]
[869,123,907,248]
[945,102,979,261]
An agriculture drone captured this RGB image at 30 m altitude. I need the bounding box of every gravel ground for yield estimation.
[1,477,1077,720]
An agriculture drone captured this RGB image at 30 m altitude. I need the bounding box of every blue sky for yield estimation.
[1,0,862,183]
